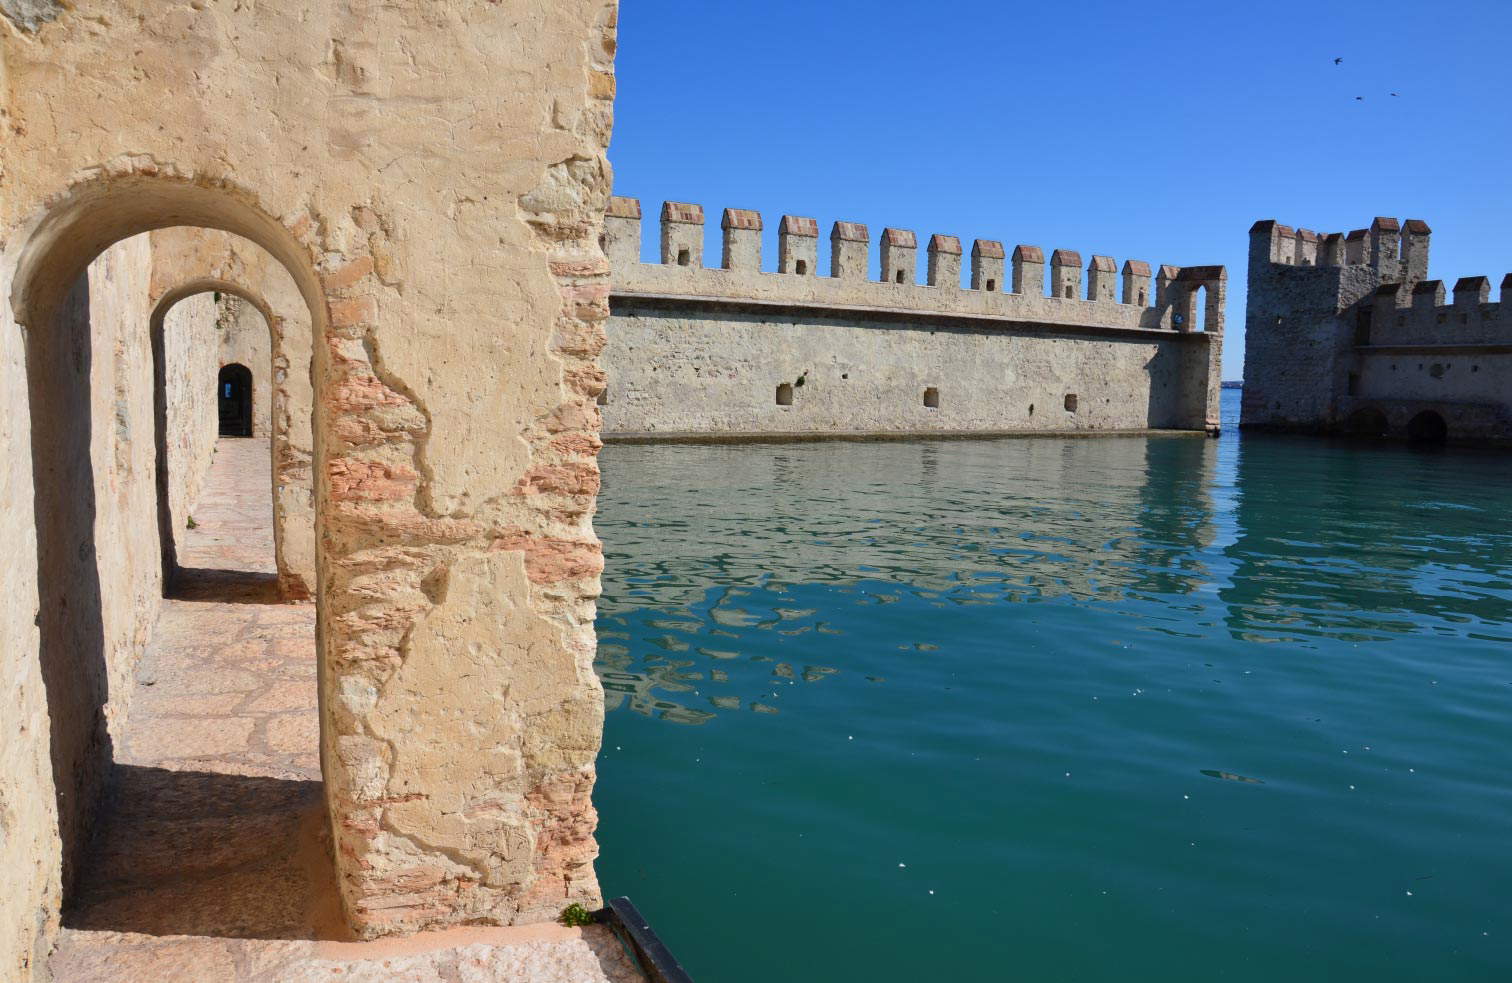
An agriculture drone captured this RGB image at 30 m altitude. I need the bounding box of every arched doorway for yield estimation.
[1407,410,1448,444]
[218,362,254,437]
[6,173,335,920]
[1345,407,1388,438]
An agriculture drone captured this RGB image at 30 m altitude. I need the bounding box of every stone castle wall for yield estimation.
[600,198,1225,438]
[1242,217,1512,442]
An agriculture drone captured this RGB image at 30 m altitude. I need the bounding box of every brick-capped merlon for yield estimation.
[1051,249,1081,267]
[1371,216,1401,233]
[661,201,704,225]
[1403,219,1432,235]
[973,239,1005,259]
[929,234,962,255]
[1089,255,1116,272]
[831,221,869,242]
[1346,229,1367,241]
[1412,279,1444,296]
[883,227,917,248]
[1453,276,1490,304]
[1012,245,1043,263]
[721,208,762,231]
[1122,259,1152,276]
[780,215,819,237]
[606,196,641,219]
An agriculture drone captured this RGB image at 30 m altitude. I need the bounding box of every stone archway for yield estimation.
[148,270,317,601]
[1407,409,1448,444]
[2,4,616,973]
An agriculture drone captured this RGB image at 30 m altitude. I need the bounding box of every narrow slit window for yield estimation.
[923,387,940,409]
[1028,403,1035,416]
[795,259,808,275]
[677,248,690,267]
[1064,393,1078,412]
[1138,289,1146,305]
[985,278,996,292]
[1064,285,1073,298]
[895,270,905,284]
[776,382,794,406]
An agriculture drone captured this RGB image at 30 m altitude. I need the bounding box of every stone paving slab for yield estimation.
[49,438,642,983]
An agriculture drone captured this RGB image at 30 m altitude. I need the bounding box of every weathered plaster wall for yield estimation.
[160,290,220,536]
[12,234,186,975]
[602,198,1224,438]
[1,1,618,975]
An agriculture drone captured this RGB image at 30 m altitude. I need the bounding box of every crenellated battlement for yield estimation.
[605,195,1226,335]
[1365,272,1512,347]
[1243,213,1512,444]
[1250,215,1433,287]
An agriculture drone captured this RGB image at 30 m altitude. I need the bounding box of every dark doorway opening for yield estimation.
[218,363,253,437]
[1407,410,1448,444]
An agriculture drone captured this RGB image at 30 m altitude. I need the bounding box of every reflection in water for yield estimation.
[596,435,1221,722]
[1222,436,1512,642]
[592,396,1512,983]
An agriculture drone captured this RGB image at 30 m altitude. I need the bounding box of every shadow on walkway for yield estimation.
[64,765,345,941]
[167,567,283,605]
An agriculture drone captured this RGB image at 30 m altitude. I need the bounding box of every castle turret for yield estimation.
[971,239,1005,292]
[1122,260,1151,306]
[661,201,704,267]
[1370,217,1401,281]
[881,228,917,285]
[604,196,642,269]
[1012,245,1044,296]
[1402,220,1431,287]
[1088,255,1117,302]
[830,221,869,280]
[720,208,762,271]
[1051,249,1082,300]
[927,235,961,288]
[779,215,818,276]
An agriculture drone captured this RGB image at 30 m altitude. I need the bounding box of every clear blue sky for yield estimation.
[608,0,1512,380]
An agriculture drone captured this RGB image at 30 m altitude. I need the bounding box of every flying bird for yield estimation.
[1391,92,1400,97]
[1355,96,1364,101]
[1334,57,1343,65]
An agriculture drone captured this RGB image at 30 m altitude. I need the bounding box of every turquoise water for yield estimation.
[591,390,1512,981]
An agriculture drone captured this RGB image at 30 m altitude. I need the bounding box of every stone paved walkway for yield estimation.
[50,438,642,983]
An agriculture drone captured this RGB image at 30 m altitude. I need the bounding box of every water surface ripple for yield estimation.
[592,392,1512,982]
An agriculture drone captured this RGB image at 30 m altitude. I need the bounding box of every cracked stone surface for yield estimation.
[48,438,641,983]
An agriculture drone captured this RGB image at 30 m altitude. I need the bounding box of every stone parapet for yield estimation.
[606,196,1224,335]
